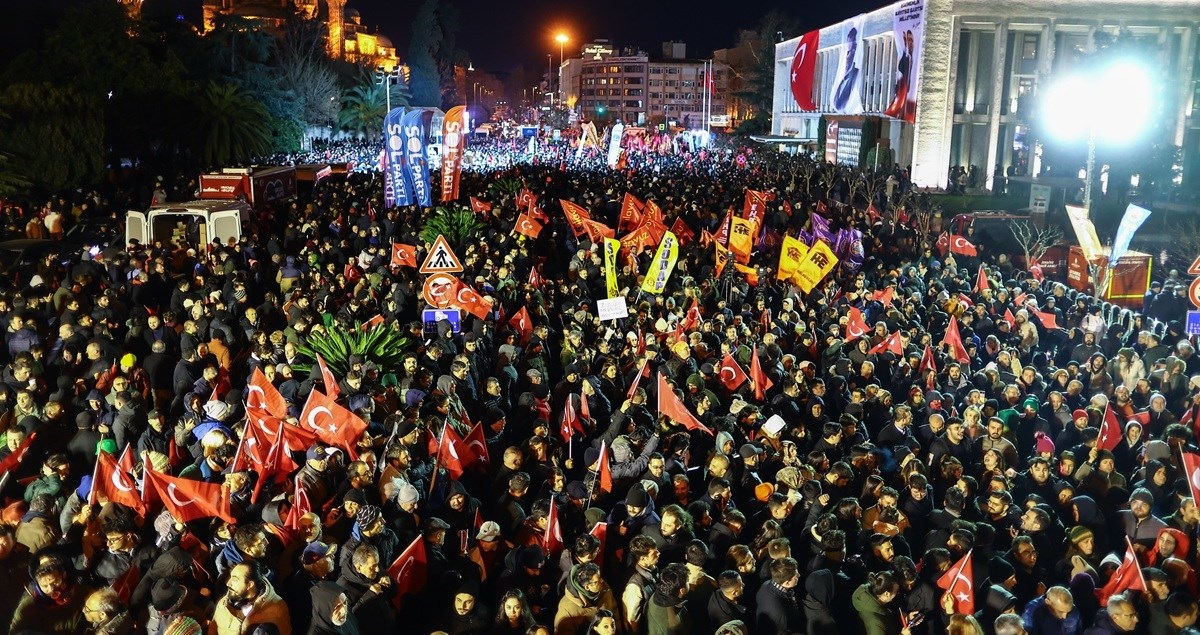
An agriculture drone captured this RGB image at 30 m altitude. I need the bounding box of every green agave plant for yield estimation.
[489,176,522,198]
[419,206,484,250]
[295,322,413,378]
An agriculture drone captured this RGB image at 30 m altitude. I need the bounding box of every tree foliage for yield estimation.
[408,0,444,108]
[196,81,273,167]
[732,11,801,134]
[278,17,341,129]
[0,83,104,192]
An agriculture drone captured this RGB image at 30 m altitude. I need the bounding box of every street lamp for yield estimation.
[554,33,569,105]
[1040,58,1154,213]
[375,65,401,113]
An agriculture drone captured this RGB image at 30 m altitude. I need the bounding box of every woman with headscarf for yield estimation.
[308,581,358,635]
[1147,527,1191,568]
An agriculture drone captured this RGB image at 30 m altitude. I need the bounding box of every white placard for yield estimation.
[596,297,629,321]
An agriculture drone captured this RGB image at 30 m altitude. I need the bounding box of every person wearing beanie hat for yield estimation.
[1034,432,1055,457]
[1121,487,1168,550]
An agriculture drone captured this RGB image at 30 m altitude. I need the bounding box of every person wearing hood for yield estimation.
[802,567,838,633]
[308,580,359,635]
[441,579,490,635]
[555,562,617,635]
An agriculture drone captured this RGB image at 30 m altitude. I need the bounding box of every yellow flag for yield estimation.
[728,217,755,264]
[794,240,839,293]
[603,237,621,299]
[777,236,810,282]
[714,241,731,277]
[640,231,679,295]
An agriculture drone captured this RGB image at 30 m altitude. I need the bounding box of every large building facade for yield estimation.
[561,42,731,129]
[772,0,1200,190]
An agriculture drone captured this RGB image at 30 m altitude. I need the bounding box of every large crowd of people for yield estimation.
[0,135,1197,635]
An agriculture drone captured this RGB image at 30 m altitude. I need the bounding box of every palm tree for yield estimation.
[196,80,273,167]
[338,83,387,140]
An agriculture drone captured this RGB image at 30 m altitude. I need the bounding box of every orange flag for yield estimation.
[559,199,593,237]
[656,373,712,435]
[619,193,645,232]
[750,347,774,400]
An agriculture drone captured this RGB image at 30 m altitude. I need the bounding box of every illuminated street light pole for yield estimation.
[375,65,400,114]
[555,33,569,106]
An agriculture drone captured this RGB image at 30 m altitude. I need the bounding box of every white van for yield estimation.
[126,200,252,249]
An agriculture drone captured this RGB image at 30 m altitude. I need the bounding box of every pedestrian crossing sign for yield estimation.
[419,235,464,274]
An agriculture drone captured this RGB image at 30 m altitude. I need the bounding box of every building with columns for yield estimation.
[772,0,1200,190]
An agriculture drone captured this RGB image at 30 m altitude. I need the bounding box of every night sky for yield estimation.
[14,0,891,74]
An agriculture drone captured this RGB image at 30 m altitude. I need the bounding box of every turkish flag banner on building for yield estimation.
[144,468,236,524]
[937,550,974,615]
[789,30,821,110]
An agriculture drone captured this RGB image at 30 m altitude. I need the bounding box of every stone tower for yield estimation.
[326,0,347,60]
[119,0,143,20]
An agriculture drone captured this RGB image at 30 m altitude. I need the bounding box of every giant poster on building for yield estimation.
[884,0,925,123]
[830,15,865,114]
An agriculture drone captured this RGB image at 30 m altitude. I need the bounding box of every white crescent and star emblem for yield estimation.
[467,439,486,458]
[394,558,413,583]
[167,483,194,507]
[111,468,133,493]
[720,365,736,383]
[306,406,333,432]
[246,384,266,406]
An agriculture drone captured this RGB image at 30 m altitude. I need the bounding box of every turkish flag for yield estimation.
[789,30,820,110]
[975,265,990,294]
[516,187,537,211]
[91,450,146,515]
[657,373,712,435]
[250,418,294,504]
[919,345,938,377]
[434,424,467,480]
[872,287,894,307]
[935,232,950,257]
[450,278,493,320]
[299,390,368,456]
[463,423,490,467]
[391,243,418,268]
[246,367,289,419]
[528,266,543,289]
[627,360,648,400]
[1098,538,1146,606]
[937,550,975,615]
[387,536,428,607]
[469,197,492,213]
[111,560,141,604]
[361,314,385,331]
[1181,452,1200,510]
[544,499,564,555]
[246,407,317,457]
[560,394,585,444]
[949,235,978,256]
[515,213,543,238]
[619,193,645,232]
[845,307,870,342]
[1002,308,1017,329]
[0,431,36,473]
[589,522,608,567]
[343,263,361,283]
[579,390,591,421]
[869,331,904,356]
[1098,404,1123,451]
[595,440,613,494]
[942,316,970,364]
[316,353,339,399]
[508,306,532,344]
[670,218,695,246]
[143,468,236,524]
[285,477,311,532]
[680,299,702,332]
[750,347,773,400]
[718,352,748,391]
[1033,310,1058,329]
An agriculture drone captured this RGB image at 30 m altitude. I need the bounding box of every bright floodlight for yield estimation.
[555,33,569,44]
[1041,58,1154,145]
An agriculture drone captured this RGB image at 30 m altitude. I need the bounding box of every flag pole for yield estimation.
[87,450,102,506]
[428,423,446,496]
[1127,536,1147,590]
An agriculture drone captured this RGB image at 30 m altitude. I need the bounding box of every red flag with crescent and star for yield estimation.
[246,367,289,419]
[718,352,748,391]
[1181,450,1200,510]
[942,316,970,364]
[391,243,418,268]
[789,30,820,110]
[937,550,975,615]
[91,450,145,515]
[560,394,585,444]
[1098,538,1146,606]
[509,306,532,344]
[299,390,367,457]
[387,536,429,607]
[1098,404,1123,451]
[515,212,543,239]
[869,331,904,356]
[949,234,978,256]
[464,423,490,467]
[143,467,236,524]
[845,307,870,342]
[316,353,339,399]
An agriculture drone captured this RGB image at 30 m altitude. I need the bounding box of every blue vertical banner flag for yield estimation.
[383,107,410,208]
[400,108,432,207]
[1109,203,1152,264]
